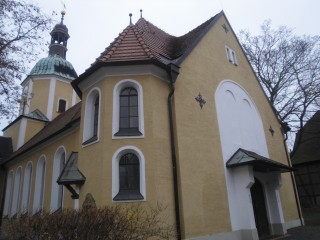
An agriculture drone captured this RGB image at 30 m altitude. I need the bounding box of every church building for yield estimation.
[0,10,302,240]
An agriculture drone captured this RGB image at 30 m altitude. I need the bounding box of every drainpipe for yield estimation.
[281,123,304,226]
[167,63,181,240]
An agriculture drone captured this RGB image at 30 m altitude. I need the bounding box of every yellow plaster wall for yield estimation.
[24,119,46,144]
[173,15,299,238]
[52,80,75,119]
[29,79,50,115]
[77,74,176,226]
[3,120,21,152]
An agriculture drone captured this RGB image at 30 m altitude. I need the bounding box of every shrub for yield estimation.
[0,204,175,240]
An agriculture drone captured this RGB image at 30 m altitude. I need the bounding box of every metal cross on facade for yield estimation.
[222,23,229,33]
[269,125,275,136]
[195,92,206,109]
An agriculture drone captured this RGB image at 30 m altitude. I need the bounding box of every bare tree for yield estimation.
[239,20,320,147]
[0,0,52,121]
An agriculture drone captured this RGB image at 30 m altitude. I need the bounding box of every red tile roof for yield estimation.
[95,12,222,65]
[73,11,223,97]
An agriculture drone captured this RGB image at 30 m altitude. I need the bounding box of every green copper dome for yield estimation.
[29,54,78,80]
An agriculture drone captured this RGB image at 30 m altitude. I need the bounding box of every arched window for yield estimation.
[113,80,144,138]
[83,88,100,145]
[116,87,140,136]
[21,162,32,214]
[93,96,99,137]
[113,153,142,201]
[11,167,22,216]
[3,170,14,217]
[112,146,146,201]
[33,156,46,213]
[50,147,66,212]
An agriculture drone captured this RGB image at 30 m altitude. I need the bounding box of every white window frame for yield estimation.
[3,170,14,217]
[21,161,33,214]
[112,79,144,139]
[33,155,46,214]
[225,46,238,65]
[82,87,101,146]
[11,166,22,216]
[112,146,146,202]
[50,146,66,212]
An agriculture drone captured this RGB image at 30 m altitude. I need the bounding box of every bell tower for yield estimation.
[3,10,79,151]
[49,10,69,59]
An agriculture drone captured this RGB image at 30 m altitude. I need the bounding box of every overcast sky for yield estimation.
[1,0,320,131]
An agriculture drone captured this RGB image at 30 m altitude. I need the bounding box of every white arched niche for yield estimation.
[3,170,14,216]
[215,80,284,238]
[50,146,66,212]
[21,161,33,214]
[11,166,22,216]
[33,155,46,213]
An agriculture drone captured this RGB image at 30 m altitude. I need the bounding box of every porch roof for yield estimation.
[57,152,86,185]
[226,148,295,173]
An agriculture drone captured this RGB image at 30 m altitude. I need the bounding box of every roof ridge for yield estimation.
[131,25,155,59]
[98,26,132,62]
[135,17,174,38]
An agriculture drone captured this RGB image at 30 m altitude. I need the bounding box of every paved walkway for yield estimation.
[273,226,320,240]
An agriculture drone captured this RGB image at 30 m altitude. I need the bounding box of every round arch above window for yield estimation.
[83,87,101,146]
[112,146,146,202]
[112,80,144,139]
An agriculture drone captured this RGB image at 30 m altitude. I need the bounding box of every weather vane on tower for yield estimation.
[60,0,66,23]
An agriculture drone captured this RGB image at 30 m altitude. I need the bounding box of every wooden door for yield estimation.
[250,178,270,239]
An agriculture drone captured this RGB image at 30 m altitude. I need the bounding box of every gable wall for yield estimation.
[173,15,299,238]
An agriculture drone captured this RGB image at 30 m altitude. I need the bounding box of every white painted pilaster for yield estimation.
[16,118,27,150]
[47,78,56,120]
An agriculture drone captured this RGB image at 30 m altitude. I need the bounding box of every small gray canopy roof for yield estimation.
[226,148,294,173]
[57,152,85,185]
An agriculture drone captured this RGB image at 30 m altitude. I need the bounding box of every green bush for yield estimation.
[0,204,175,240]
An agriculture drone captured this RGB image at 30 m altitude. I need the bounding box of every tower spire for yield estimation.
[48,10,70,59]
[61,9,66,24]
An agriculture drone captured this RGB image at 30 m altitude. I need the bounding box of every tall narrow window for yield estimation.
[93,96,99,138]
[51,148,65,212]
[112,80,144,138]
[21,162,32,214]
[3,171,14,217]
[58,99,67,113]
[11,167,22,217]
[113,153,143,201]
[57,153,65,210]
[115,87,141,136]
[226,46,237,65]
[83,88,100,145]
[33,156,46,214]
